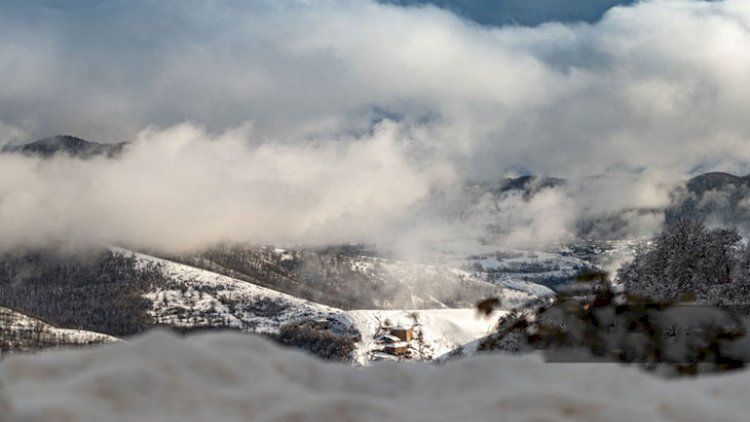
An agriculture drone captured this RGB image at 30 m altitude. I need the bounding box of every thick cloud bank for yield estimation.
[0,124,451,252]
[1,0,750,251]
[1,330,749,421]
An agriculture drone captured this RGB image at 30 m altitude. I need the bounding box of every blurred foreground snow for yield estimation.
[1,330,749,421]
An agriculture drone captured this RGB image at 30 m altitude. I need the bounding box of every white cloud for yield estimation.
[1,0,749,252]
[0,122,454,252]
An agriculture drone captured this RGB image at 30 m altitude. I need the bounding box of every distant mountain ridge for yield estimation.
[1,135,127,159]
[666,172,750,232]
[684,172,750,192]
[498,175,566,194]
[467,175,566,200]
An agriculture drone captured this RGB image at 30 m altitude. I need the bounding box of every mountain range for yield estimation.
[4,135,750,361]
[1,135,126,159]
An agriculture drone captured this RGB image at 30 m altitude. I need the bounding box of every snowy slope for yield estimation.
[343,308,503,364]
[0,307,117,354]
[111,248,521,363]
[2,330,750,421]
[170,245,519,310]
[341,255,512,308]
[114,248,342,334]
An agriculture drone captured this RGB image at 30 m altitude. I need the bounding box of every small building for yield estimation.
[389,326,413,342]
[383,341,410,356]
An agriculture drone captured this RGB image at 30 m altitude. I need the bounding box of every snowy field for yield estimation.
[1,330,749,422]
[343,308,502,364]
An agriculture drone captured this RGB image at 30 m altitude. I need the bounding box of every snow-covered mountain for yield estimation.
[122,248,344,334]
[0,307,117,356]
[118,248,526,364]
[666,172,750,234]
[0,245,540,363]
[165,244,508,310]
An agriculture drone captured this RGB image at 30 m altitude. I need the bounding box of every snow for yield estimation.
[105,248,523,363]
[114,248,342,333]
[2,329,750,421]
[489,278,556,297]
[339,253,526,309]
[80,248,552,365]
[0,307,118,353]
[468,249,591,290]
[343,309,502,364]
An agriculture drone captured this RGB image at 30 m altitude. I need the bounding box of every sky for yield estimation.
[0,0,748,254]
[3,0,639,26]
[380,0,637,26]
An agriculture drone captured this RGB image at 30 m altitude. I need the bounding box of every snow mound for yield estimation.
[2,330,750,421]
